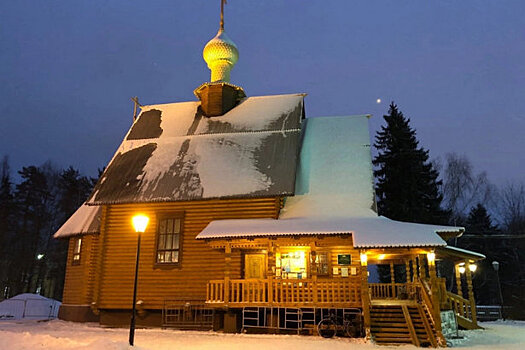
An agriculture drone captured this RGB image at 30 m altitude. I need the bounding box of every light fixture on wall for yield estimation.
[360,253,368,266]
[427,252,436,264]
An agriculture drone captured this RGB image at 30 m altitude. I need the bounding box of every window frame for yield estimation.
[315,251,331,277]
[154,212,184,268]
[72,237,82,266]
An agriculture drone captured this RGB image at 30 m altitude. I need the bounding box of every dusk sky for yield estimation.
[1,0,524,187]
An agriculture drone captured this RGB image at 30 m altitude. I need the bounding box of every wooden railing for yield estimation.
[416,278,447,347]
[447,291,472,320]
[206,278,361,307]
[369,283,416,299]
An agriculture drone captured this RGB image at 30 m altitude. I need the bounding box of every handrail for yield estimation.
[447,290,473,320]
[416,277,447,347]
[206,277,361,306]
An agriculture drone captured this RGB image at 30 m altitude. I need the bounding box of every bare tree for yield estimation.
[498,182,525,234]
[442,153,495,225]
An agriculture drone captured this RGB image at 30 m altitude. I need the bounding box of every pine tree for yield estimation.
[0,156,14,298]
[465,203,498,234]
[373,102,449,224]
[13,166,54,294]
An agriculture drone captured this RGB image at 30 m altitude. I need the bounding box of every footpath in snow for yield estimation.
[0,320,524,350]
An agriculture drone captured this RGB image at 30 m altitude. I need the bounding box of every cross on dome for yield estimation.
[203,0,239,83]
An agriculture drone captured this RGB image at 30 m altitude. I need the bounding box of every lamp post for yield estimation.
[492,261,504,320]
[129,214,149,346]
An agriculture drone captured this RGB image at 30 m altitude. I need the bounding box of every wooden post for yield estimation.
[267,243,274,305]
[427,253,443,339]
[465,262,478,326]
[405,260,411,283]
[360,252,371,340]
[455,264,463,298]
[224,243,231,305]
[390,262,396,298]
[416,256,421,279]
[310,243,318,304]
[421,254,429,279]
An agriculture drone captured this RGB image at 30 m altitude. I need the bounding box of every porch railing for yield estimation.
[447,291,473,320]
[206,278,361,307]
[369,282,417,299]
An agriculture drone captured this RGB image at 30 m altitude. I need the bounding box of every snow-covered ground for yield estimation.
[0,320,524,350]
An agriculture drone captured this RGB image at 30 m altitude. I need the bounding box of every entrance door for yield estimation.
[244,253,266,279]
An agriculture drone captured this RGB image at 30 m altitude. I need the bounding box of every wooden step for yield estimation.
[372,327,409,333]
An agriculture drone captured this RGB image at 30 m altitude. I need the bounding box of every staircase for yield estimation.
[370,303,439,347]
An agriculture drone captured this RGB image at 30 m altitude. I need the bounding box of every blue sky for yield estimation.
[1,0,524,186]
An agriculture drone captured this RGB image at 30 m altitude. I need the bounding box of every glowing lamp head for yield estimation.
[469,264,477,273]
[427,252,436,264]
[360,253,368,266]
[458,265,466,274]
[132,214,149,233]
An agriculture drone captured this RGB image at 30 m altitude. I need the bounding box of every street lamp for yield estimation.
[492,261,504,320]
[129,214,149,346]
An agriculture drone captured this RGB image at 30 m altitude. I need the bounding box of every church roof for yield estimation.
[197,115,463,248]
[87,93,304,205]
[53,204,101,238]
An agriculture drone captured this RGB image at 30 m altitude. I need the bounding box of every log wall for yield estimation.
[93,197,280,310]
[62,234,99,305]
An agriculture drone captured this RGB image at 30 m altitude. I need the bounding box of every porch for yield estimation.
[206,277,362,308]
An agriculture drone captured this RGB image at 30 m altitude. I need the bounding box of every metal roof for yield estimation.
[196,216,460,249]
[87,94,304,205]
[54,204,101,238]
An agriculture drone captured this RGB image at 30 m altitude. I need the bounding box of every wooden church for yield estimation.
[55,3,485,347]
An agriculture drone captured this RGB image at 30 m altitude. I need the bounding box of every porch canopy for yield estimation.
[54,204,101,238]
[196,215,463,249]
[435,245,486,263]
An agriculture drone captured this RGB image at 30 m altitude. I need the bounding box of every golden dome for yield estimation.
[203,29,239,82]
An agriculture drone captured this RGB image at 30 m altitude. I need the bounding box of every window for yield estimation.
[72,237,82,265]
[156,217,182,264]
[316,252,330,276]
[279,251,307,279]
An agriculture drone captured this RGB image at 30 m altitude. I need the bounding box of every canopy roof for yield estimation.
[436,245,486,262]
[196,216,461,248]
[54,204,101,238]
[87,94,304,205]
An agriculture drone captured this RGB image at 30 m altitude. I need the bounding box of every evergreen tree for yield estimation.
[465,203,498,234]
[373,102,449,224]
[373,103,448,282]
[0,156,14,299]
[13,166,54,294]
[43,166,94,300]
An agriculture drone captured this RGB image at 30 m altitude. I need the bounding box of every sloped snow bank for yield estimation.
[0,320,524,350]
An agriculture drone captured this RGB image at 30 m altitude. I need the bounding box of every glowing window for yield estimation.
[72,238,82,265]
[280,251,307,279]
[156,217,182,264]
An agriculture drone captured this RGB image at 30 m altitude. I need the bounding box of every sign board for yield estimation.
[337,254,351,265]
[440,310,458,339]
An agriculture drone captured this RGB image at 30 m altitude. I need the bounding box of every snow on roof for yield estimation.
[53,204,101,238]
[8,293,55,301]
[440,245,485,260]
[197,115,462,247]
[280,115,376,219]
[196,216,458,248]
[88,94,304,205]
